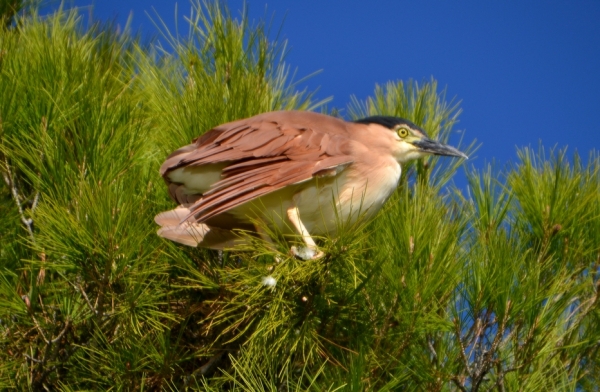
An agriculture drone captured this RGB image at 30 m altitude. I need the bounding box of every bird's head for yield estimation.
[354,116,468,164]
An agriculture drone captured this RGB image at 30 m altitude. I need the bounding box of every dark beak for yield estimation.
[413,138,468,159]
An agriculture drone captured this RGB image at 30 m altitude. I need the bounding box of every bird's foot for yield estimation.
[290,245,324,260]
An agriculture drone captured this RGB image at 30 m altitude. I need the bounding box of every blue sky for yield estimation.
[52,1,600,171]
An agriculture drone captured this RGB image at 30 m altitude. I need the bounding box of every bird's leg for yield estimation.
[286,205,324,260]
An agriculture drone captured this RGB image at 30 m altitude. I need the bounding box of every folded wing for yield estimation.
[161,111,356,223]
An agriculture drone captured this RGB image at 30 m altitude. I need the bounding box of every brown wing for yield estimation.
[161,111,356,223]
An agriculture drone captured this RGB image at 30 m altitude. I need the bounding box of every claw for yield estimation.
[291,245,325,260]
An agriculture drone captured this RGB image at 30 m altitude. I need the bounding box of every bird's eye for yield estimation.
[397,128,409,138]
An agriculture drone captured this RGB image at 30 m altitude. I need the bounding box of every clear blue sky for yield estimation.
[51,0,600,170]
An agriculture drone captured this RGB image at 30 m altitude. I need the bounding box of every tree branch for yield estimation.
[451,376,468,392]
[454,318,471,374]
[3,158,36,243]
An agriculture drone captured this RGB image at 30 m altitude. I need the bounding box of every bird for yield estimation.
[155,110,467,259]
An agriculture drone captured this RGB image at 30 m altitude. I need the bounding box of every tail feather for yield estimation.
[155,206,193,227]
[155,206,243,249]
[157,221,209,247]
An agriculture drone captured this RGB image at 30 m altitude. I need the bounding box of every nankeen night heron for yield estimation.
[155,110,467,259]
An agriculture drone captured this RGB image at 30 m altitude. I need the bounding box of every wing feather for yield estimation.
[212,125,251,144]
[160,111,356,223]
[252,135,294,157]
[223,156,288,173]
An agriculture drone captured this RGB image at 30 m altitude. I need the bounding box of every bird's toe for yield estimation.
[290,246,324,261]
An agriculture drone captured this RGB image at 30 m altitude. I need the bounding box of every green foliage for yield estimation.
[0,2,599,390]
[0,0,28,28]
[139,1,323,156]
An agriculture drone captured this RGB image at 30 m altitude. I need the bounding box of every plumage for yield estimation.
[156,110,467,258]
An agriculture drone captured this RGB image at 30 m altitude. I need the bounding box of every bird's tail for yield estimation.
[155,206,240,249]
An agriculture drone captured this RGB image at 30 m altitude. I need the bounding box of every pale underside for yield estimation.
[155,110,402,251]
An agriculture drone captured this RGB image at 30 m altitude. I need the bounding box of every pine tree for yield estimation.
[0,2,598,390]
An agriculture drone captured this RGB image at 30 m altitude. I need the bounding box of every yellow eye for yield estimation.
[397,128,409,138]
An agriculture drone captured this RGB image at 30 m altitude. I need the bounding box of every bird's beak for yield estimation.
[413,138,468,159]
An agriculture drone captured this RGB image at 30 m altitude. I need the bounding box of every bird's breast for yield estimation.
[293,159,402,235]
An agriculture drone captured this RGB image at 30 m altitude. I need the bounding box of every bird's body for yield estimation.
[156,110,466,258]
